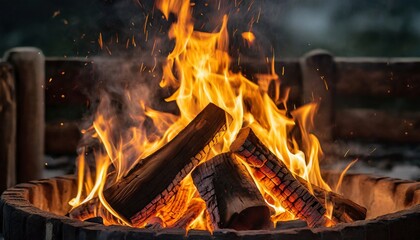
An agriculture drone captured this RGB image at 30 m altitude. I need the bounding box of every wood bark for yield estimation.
[0,62,16,193]
[230,127,327,227]
[102,103,229,225]
[145,179,206,229]
[192,153,272,230]
[68,197,100,221]
[4,48,45,183]
[68,197,123,225]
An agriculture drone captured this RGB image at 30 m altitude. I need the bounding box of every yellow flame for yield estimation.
[69,153,86,207]
[70,0,336,230]
[335,159,358,193]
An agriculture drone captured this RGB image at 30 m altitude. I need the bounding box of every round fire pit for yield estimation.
[1,173,419,240]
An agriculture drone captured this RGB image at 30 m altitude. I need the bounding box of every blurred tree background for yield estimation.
[0,0,419,58]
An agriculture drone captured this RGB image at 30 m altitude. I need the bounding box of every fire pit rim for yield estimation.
[1,173,419,239]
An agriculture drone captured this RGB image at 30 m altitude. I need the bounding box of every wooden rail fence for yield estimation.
[1,48,420,192]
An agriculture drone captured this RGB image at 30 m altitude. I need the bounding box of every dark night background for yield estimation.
[1,0,420,58]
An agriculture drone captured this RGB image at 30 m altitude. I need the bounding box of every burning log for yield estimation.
[147,178,207,229]
[295,175,367,223]
[230,127,327,227]
[192,153,273,230]
[68,198,123,225]
[68,198,99,221]
[81,103,229,226]
[230,127,366,226]
[170,198,208,229]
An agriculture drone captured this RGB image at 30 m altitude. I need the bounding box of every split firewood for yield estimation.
[192,153,273,230]
[171,198,208,229]
[68,197,122,225]
[231,127,366,227]
[295,175,366,223]
[230,127,327,227]
[151,177,205,228]
[68,197,100,221]
[68,175,203,227]
[69,103,228,225]
[144,197,210,229]
[100,103,229,226]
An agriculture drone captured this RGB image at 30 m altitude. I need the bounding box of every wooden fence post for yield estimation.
[0,62,16,193]
[300,49,336,144]
[4,47,45,183]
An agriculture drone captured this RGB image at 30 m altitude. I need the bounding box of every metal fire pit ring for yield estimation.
[1,173,419,240]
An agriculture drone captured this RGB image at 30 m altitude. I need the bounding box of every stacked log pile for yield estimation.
[70,104,366,230]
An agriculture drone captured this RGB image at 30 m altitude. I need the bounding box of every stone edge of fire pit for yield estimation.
[1,174,420,240]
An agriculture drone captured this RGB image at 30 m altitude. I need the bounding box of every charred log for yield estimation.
[230,127,327,227]
[101,103,229,225]
[68,197,99,221]
[192,153,273,230]
[149,178,206,229]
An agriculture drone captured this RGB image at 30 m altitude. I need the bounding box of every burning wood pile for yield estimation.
[69,103,366,230]
[68,0,366,232]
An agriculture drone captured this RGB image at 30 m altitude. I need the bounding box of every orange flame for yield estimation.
[242,31,256,44]
[98,33,103,50]
[70,0,336,230]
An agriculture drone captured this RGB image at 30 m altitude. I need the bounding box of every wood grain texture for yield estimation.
[230,127,326,227]
[103,103,229,225]
[5,47,45,183]
[192,153,272,230]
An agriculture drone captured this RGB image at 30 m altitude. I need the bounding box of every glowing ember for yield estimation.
[69,0,337,230]
[241,31,256,44]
